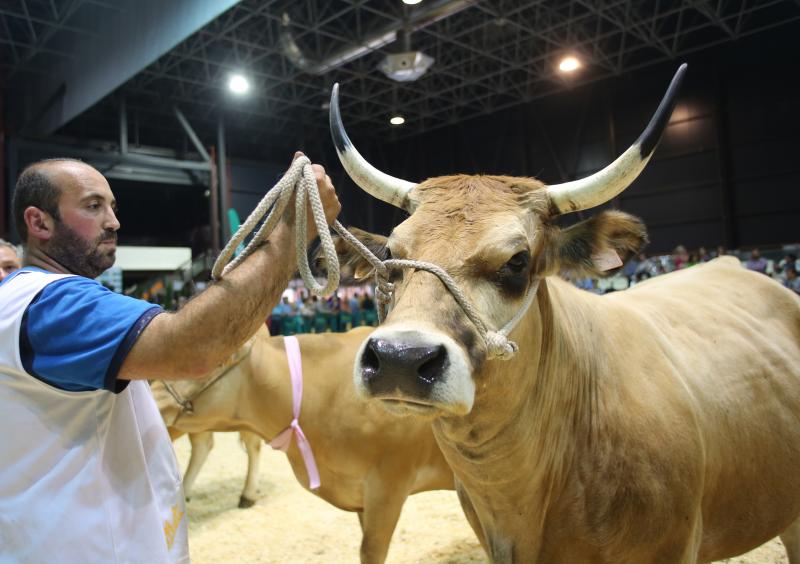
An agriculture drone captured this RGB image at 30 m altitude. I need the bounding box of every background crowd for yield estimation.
[571,244,800,295]
[266,291,379,335]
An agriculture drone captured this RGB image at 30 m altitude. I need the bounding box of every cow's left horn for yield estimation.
[548,64,688,214]
[329,83,418,212]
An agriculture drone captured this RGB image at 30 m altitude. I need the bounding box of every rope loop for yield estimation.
[211,156,339,297]
[485,331,519,360]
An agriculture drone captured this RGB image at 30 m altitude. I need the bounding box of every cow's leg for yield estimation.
[780,516,800,563]
[238,431,262,508]
[359,472,411,564]
[184,432,214,501]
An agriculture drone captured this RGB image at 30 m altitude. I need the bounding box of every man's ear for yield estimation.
[315,227,389,281]
[24,207,55,242]
[555,210,648,278]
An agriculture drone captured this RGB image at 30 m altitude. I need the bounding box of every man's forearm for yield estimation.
[120,223,300,380]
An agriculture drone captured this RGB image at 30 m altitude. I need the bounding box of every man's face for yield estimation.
[0,247,21,281]
[44,163,120,279]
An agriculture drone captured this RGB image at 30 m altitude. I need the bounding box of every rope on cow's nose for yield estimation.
[211,155,340,297]
[378,259,523,360]
[207,155,531,361]
[332,222,533,360]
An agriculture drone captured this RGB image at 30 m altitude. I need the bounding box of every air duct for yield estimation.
[280,0,477,75]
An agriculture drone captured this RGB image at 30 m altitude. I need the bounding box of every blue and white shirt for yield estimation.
[0,267,189,563]
[9,267,162,392]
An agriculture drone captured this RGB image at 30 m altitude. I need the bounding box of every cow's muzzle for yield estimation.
[362,337,448,399]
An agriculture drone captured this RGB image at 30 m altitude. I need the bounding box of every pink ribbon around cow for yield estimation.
[269,335,321,490]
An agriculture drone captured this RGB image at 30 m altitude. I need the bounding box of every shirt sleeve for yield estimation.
[20,276,163,393]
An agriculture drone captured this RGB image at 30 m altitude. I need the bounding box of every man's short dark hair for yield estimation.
[12,158,84,241]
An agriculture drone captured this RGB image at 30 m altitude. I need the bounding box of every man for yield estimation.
[785,266,800,294]
[745,248,768,273]
[0,155,339,562]
[0,239,21,281]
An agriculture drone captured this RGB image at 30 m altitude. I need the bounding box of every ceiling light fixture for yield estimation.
[228,73,251,94]
[558,56,581,73]
[402,0,423,4]
[389,115,406,125]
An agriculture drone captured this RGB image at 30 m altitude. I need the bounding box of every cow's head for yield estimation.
[331,65,685,418]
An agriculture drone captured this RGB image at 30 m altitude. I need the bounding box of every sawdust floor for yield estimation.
[174,433,788,563]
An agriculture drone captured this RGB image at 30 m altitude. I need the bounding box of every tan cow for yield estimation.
[153,326,454,564]
[328,64,800,563]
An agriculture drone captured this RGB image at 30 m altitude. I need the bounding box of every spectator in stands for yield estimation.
[312,295,329,333]
[327,295,341,332]
[745,248,768,274]
[778,253,799,277]
[622,253,641,282]
[0,155,339,562]
[336,294,351,332]
[784,267,800,294]
[269,302,284,335]
[697,247,711,263]
[0,239,22,282]
[361,292,378,326]
[714,246,728,259]
[349,291,362,328]
[299,297,315,333]
[634,252,661,279]
[672,245,689,270]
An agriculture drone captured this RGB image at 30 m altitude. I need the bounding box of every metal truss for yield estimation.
[3,0,800,152]
[0,0,121,76]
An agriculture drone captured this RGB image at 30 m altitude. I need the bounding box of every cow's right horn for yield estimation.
[329,83,418,212]
[547,64,687,215]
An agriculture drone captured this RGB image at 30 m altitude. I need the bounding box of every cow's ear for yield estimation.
[317,227,389,281]
[553,210,648,278]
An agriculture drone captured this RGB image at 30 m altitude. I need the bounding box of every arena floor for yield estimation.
[174,433,788,563]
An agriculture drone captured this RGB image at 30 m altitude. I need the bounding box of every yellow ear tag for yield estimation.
[592,249,623,272]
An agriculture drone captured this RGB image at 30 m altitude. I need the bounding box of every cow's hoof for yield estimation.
[238,496,256,509]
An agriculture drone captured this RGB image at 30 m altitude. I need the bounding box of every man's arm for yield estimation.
[119,156,340,381]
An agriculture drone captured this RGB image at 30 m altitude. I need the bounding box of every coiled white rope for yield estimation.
[212,157,537,360]
[212,156,339,296]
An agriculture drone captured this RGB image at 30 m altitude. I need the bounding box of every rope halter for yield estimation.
[332,227,540,361]
[212,156,538,361]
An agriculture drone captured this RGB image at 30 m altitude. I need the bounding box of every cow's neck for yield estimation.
[241,337,298,440]
[433,277,603,560]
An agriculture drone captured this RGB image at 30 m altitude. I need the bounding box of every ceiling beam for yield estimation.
[12,0,243,136]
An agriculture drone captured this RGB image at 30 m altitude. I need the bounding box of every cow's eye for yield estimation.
[504,251,530,273]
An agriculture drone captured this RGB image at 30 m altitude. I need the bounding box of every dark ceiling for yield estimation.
[2,0,800,160]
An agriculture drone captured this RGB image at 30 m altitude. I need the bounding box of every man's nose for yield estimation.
[106,208,121,231]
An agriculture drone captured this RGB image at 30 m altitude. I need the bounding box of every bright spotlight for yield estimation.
[558,56,581,73]
[228,74,250,94]
[402,0,423,4]
[389,115,406,125]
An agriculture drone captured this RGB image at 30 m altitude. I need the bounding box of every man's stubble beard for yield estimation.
[47,221,117,279]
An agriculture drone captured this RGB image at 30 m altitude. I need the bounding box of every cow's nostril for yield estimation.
[418,345,447,385]
[362,340,380,381]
